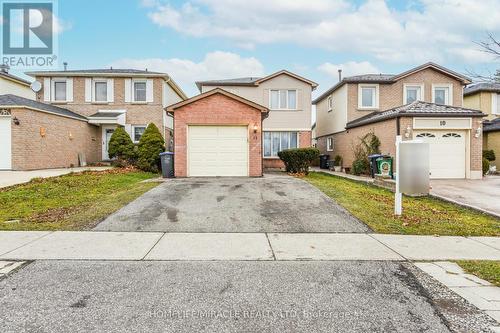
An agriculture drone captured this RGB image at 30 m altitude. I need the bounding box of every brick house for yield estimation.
[0,69,186,170]
[195,70,317,169]
[314,62,485,179]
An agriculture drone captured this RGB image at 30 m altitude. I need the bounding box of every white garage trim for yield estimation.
[0,114,12,170]
[187,125,249,177]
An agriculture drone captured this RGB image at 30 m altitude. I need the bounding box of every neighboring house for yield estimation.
[0,65,35,100]
[314,62,484,179]
[464,82,500,169]
[195,70,317,169]
[311,123,317,147]
[0,69,186,170]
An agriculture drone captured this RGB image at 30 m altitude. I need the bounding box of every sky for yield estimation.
[9,0,500,97]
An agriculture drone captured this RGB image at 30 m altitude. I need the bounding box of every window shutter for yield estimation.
[146,79,154,103]
[43,78,51,101]
[124,79,131,102]
[84,78,92,102]
[66,78,73,102]
[107,79,114,102]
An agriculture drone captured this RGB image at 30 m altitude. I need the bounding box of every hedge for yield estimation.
[278,148,320,175]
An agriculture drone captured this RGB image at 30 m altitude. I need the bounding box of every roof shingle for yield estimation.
[464,82,500,96]
[0,94,87,120]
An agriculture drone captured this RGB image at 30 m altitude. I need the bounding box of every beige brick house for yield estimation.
[196,70,317,169]
[464,82,500,169]
[314,62,485,179]
[0,69,186,170]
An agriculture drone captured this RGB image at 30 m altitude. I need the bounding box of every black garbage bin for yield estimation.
[368,154,383,177]
[159,152,174,178]
[319,154,330,169]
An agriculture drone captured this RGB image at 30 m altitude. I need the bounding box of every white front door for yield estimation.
[414,130,466,179]
[102,126,116,160]
[188,125,248,177]
[0,116,11,169]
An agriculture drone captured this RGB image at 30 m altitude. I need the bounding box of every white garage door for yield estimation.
[414,130,466,179]
[0,116,11,170]
[188,126,248,177]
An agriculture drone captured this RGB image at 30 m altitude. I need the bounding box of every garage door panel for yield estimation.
[0,117,12,170]
[188,126,248,177]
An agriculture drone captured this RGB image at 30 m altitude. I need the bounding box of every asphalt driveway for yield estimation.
[94,173,368,233]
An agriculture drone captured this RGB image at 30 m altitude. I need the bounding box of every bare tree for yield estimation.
[467,33,500,82]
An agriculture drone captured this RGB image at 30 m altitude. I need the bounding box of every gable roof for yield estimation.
[345,101,484,129]
[464,82,500,96]
[0,71,32,86]
[313,62,471,104]
[484,118,500,133]
[0,94,87,121]
[166,88,269,113]
[195,70,318,92]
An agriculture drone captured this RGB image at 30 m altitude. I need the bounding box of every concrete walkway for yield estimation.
[0,166,113,188]
[0,231,498,261]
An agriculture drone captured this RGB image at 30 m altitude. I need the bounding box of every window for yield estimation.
[94,81,107,102]
[133,126,146,142]
[416,133,435,138]
[432,84,452,105]
[54,81,66,101]
[327,137,334,151]
[327,96,333,112]
[493,93,500,115]
[358,84,378,109]
[134,82,147,102]
[270,90,297,109]
[404,85,422,104]
[263,131,298,157]
[442,133,461,138]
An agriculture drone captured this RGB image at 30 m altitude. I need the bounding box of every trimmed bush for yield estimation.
[137,123,165,172]
[278,148,320,175]
[108,127,136,166]
[333,155,343,166]
[483,149,496,162]
[483,158,490,175]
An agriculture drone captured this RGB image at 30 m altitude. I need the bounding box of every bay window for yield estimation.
[270,90,297,110]
[263,131,298,157]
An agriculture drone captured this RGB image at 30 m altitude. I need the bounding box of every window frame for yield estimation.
[358,84,379,109]
[132,125,147,143]
[432,84,453,105]
[52,79,67,102]
[327,96,333,112]
[403,83,424,104]
[269,89,298,110]
[327,137,334,151]
[93,79,108,103]
[263,131,299,158]
[492,93,500,115]
[133,80,147,103]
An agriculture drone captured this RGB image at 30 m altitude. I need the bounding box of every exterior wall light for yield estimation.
[12,117,20,125]
[404,125,411,138]
[475,127,482,138]
[253,124,258,133]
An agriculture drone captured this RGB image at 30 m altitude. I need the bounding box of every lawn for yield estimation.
[455,261,500,286]
[305,172,500,236]
[0,169,159,231]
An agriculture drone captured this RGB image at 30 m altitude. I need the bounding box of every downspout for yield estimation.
[396,117,401,136]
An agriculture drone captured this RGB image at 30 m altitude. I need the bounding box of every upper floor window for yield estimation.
[134,81,147,102]
[94,81,107,102]
[54,81,67,101]
[270,89,297,110]
[432,84,452,105]
[404,84,423,104]
[493,93,500,115]
[358,84,379,109]
[327,96,333,112]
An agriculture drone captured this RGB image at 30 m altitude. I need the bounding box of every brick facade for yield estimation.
[263,130,312,169]
[173,93,264,177]
[10,108,100,170]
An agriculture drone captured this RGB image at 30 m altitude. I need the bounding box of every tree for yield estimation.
[468,33,500,82]
[137,123,165,172]
[107,127,136,165]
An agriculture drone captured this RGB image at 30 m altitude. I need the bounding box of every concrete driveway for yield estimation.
[430,176,500,218]
[94,174,368,233]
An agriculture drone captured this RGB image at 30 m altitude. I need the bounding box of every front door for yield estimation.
[102,126,116,160]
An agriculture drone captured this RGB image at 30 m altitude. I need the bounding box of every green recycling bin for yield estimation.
[376,157,393,178]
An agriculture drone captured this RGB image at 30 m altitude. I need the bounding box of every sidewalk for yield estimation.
[0,231,498,261]
[0,167,112,189]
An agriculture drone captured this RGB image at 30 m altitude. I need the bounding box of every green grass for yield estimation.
[305,172,500,236]
[455,261,500,286]
[0,170,159,231]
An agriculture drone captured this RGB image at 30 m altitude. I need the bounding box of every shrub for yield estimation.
[351,132,381,175]
[137,123,165,172]
[108,127,137,166]
[333,155,343,166]
[483,149,496,162]
[483,158,490,175]
[278,148,320,175]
